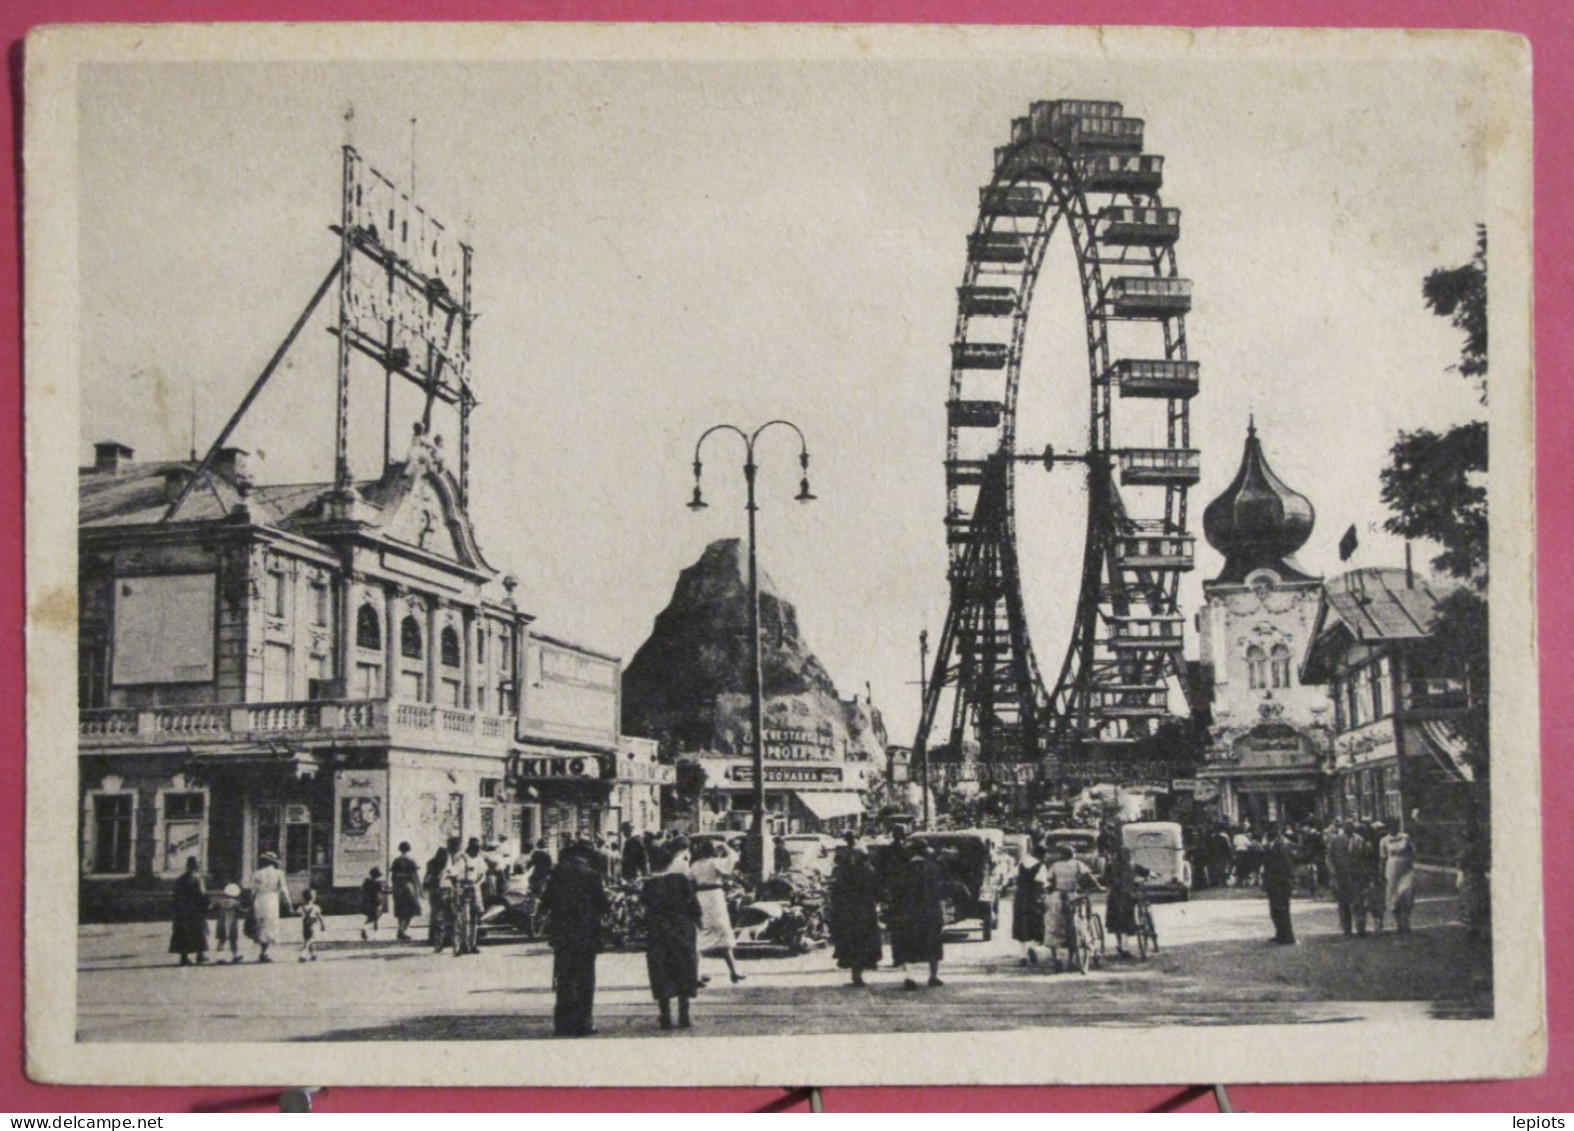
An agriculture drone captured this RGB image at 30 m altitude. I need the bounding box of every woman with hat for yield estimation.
[169,856,210,967]
[250,850,294,963]
[641,837,703,1030]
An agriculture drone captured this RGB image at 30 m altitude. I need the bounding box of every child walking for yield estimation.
[360,866,389,940]
[298,888,327,962]
[209,882,245,965]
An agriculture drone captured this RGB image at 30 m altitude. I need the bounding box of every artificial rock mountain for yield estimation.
[622,538,885,763]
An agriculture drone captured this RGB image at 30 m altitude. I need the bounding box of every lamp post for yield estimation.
[688,420,816,880]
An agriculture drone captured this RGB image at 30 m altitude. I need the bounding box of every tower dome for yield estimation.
[1202,419,1316,584]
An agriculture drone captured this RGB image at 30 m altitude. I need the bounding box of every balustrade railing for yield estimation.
[154,706,230,734]
[249,703,321,731]
[80,696,514,746]
[79,709,137,737]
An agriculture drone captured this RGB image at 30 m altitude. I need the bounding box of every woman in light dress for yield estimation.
[1381,825,1417,935]
[690,839,745,985]
[1041,844,1094,973]
[250,850,294,963]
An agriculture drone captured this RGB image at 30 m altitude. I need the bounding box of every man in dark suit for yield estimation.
[539,841,610,1037]
[1262,823,1298,945]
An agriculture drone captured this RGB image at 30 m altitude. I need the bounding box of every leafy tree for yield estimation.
[1380,225,1489,587]
[1381,229,1490,865]
[1379,420,1488,583]
[1423,226,1488,402]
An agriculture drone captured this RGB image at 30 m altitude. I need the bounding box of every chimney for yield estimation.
[93,441,134,474]
[213,447,253,488]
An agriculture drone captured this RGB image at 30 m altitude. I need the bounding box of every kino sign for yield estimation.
[510,754,607,781]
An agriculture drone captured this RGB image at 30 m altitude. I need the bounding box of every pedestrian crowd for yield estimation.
[1175,816,1421,946]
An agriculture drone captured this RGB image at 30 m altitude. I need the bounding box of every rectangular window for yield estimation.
[398,670,424,701]
[256,803,282,863]
[91,794,135,875]
[355,662,383,699]
[160,792,206,875]
[312,582,330,628]
[442,677,462,708]
[1382,766,1402,823]
[263,642,292,701]
[1370,661,1387,719]
[79,645,108,708]
[1332,679,1346,732]
[480,778,501,800]
[268,572,288,619]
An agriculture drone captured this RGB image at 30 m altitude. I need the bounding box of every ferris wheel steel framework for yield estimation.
[915,100,1202,792]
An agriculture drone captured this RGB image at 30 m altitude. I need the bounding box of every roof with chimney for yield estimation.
[79,432,495,575]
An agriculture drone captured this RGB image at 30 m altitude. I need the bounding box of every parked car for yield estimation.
[1121,821,1192,902]
[910,829,1006,941]
[1041,827,1106,879]
[781,833,839,876]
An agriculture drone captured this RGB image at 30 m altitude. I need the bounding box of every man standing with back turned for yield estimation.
[539,841,610,1037]
[1262,822,1298,945]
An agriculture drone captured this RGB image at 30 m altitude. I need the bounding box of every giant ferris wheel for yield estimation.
[915,99,1201,784]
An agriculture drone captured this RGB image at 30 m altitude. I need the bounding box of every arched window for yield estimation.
[1270,644,1293,689]
[1246,645,1268,690]
[440,625,461,668]
[355,604,381,651]
[400,616,423,660]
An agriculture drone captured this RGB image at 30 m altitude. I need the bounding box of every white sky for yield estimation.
[76,46,1492,743]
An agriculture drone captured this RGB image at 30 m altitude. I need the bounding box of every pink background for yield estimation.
[2,0,1567,1112]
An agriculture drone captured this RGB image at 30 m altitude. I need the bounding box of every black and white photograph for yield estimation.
[22,23,1540,1087]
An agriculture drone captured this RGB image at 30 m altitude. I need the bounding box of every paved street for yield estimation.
[77,889,1491,1043]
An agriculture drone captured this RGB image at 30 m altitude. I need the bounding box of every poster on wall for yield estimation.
[332,770,387,889]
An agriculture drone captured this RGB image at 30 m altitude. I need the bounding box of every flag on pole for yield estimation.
[1339,524,1359,561]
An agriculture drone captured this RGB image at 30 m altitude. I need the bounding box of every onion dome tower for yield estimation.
[1202,418,1316,585]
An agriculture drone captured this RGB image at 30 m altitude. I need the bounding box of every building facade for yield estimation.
[1195,423,1335,827]
[686,693,874,835]
[78,432,642,918]
[1300,567,1476,861]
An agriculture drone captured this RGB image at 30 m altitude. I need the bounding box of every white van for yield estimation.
[1121,821,1192,902]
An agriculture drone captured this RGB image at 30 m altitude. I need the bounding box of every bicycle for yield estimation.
[1134,892,1159,959]
[1066,893,1105,975]
[451,881,482,956]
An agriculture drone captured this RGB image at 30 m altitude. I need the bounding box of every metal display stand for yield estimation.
[767,1084,1234,1113]
[278,1088,324,1113]
[270,1083,1231,1112]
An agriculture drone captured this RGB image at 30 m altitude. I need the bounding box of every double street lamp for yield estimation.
[688,420,816,879]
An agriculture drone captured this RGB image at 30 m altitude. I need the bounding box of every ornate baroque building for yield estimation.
[78,430,666,919]
[1195,422,1335,827]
